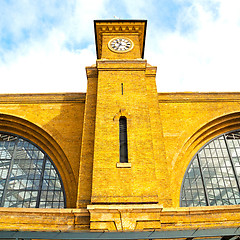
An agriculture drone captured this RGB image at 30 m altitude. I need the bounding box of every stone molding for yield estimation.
[1,205,240,232]
[87,204,240,231]
[87,204,163,231]
[96,59,147,71]
[0,92,86,104]
[86,67,98,78]
[159,92,240,103]
[113,108,131,121]
[0,207,89,231]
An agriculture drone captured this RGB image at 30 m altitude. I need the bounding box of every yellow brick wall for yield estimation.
[77,67,98,208]
[0,93,86,207]
[1,20,240,233]
[90,60,166,204]
[1,90,239,210]
[158,92,240,207]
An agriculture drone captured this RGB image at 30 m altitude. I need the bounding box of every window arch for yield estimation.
[0,132,66,208]
[119,116,128,163]
[181,130,240,207]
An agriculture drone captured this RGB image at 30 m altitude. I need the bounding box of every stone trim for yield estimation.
[159,92,240,103]
[0,93,86,104]
[87,204,240,231]
[116,162,131,168]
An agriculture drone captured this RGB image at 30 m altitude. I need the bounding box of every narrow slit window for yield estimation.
[119,117,128,163]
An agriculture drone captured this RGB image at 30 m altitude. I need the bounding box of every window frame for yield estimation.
[180,129,240,207]
[119,116,129,163]
[0,131,66,208]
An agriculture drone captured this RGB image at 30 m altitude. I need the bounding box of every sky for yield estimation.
[0,0,240,93]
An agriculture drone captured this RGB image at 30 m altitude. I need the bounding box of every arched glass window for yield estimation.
[119,116,128,163]
[181,130,240,207]
[0,132,66,208]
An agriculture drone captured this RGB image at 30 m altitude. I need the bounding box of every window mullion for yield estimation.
[0,137,19,207]
[197,154,210,206]
[223,134,240,194]
[36,155,47,208]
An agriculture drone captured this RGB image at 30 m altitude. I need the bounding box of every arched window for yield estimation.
[0,132,66,208]
[181,130,240,207]
[119,116,128,163]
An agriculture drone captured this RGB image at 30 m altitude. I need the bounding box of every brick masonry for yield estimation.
[0,20,240,232]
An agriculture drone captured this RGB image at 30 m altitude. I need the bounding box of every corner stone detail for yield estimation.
[87,204,163,231]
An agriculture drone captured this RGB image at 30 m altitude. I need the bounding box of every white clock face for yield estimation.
[108,38,134,52]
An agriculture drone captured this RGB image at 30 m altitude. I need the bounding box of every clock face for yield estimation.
[108,38,134,52]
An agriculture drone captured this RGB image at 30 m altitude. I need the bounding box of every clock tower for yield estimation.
[94,20,146,59]
[77,20,169,221]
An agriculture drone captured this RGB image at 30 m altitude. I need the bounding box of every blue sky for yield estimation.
[0,0,240,93]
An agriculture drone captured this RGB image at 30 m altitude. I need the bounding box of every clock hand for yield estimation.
[116,41,122,50]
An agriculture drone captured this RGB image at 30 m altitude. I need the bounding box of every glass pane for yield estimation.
[181,130,240,207]
[181,157,207,206]
[0,132,65,208]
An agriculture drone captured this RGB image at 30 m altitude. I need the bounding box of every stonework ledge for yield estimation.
[0,92,86,104]
[116,162,132,168]
[1,205,240,232]
[0,207,89,231]
[96,59,148,70]
[87,204,240,231]
[158,92,240,103]
[87,204,163,211]
[87,204,163,231]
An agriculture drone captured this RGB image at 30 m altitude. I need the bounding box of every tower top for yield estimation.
[94,20,147,59]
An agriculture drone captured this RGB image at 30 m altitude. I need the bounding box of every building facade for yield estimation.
[1,20,240,238]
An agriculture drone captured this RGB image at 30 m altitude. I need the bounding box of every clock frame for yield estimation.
[108,37,134,53]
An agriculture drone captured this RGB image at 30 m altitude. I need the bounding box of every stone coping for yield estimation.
[0,92,86,104]
[0,205,240,231]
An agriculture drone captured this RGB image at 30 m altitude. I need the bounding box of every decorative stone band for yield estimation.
[87,204,240,231]
[87,204,163,231]
[1,205,240,232]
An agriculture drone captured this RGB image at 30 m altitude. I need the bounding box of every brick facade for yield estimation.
[0,20,240,233]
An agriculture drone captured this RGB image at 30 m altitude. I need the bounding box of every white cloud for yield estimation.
[122,0,154,19]
[146,0,240,92]
[60,0,110,44]
[0,29,95,93]
[0,0,109,93]
[1,0,240,93]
